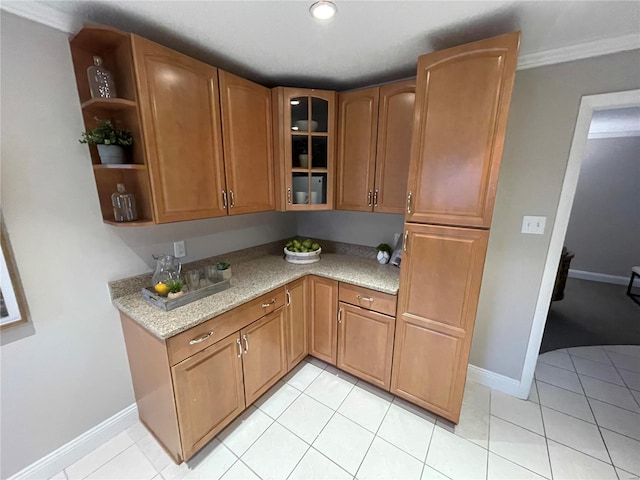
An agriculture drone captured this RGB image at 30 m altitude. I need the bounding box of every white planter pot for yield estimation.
[219,268,232,280]
[97,144,125,164]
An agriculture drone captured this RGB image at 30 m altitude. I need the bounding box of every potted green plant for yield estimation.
[216,262,232,280]
[79,118,133,164]
[166,280,185,299]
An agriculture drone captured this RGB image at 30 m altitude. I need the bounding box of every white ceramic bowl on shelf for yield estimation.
[284,247,322,264]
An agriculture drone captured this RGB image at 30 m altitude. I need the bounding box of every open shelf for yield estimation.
[82,97,136,112]
[93,164,147,170]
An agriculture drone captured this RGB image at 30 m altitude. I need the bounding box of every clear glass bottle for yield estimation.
[111,184,138,222]
[87,56,118,99]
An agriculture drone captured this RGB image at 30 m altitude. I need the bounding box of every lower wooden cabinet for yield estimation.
[241,308,288,405]
[337,302,395,389]
[172,333,245,460]
[285,277,308,370]
[391,223,489,423]
[308,275,338,365]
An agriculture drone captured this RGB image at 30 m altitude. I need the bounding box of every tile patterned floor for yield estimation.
[51,346,640,480]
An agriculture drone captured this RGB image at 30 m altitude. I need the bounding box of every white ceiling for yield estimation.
[6,1,640,90]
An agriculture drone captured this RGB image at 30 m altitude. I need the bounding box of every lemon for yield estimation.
[154,283,169,296]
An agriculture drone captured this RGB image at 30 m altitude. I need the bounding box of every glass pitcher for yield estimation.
[152,255,182,286]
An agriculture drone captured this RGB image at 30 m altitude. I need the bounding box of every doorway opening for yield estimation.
[518,89,640,397]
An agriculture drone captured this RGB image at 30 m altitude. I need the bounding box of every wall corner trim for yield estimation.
[7,404,138,480]
[467,364,525,398]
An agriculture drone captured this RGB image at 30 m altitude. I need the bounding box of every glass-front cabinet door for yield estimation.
[272,87,336,210]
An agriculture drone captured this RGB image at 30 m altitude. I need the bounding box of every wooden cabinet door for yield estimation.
[374,80,415,214]
[172,333,245,460]
[391,223,489,423]
[241,308,288,405]
[132,36,227,223]
[336,87,379,212]
[406,32,519,227]
[337,302,395,390]
[286,277,308,370]
[308,275,338,365]
[219,71,275,215]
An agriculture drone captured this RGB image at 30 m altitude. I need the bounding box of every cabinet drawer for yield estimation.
[338,283,397,316]
[167,287,286,365]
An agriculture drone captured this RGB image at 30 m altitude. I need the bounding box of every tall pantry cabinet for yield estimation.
[392,32,520,423]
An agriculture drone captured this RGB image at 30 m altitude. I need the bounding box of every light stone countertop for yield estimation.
[112,253,400,340]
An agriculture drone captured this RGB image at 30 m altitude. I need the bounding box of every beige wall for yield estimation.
[564,136,640,277]
[471,49,640,379]
[296,211,404,248]
[0,13,295,478]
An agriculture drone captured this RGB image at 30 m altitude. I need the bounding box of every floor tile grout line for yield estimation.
[535,379,640,414]
[569,352,617,471]
[488,412,548,439]
[597,424,640,444]
[602,349,640,409]
[533,382,597,424]
[533,379,554,480]
[421,425,440,479]
[70,435,136,480]
[134,432,175,475]
[78,443,140,480]
[352,392,393,480]
[236,457,264,480]
[485,388,491,480]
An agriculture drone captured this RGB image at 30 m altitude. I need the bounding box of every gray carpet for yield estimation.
[540,277,640,353]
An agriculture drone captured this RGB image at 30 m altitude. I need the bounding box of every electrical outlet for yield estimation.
[521,216,546,235]
[173,240,186,258]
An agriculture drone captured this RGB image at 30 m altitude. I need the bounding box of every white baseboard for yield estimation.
[568,269,639,286]
[467,364,525,398]
[8,404,138,480]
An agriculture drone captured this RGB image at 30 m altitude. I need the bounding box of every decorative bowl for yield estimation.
[284,247,321,264]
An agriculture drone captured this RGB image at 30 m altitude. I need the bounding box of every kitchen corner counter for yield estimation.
[112,253,400,340]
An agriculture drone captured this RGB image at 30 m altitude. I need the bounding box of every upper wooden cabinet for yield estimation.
[391,223,489,422]
[71,26,276,225]
[406,32,519,227]
[219,71,275,215]
[336,80,415,214]
[272,88,337,211]
[132,35,227,223]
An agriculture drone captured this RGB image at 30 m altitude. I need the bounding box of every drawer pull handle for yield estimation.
[368,190,372,207]
[287,187,292,205]
[286,290,291,306]
[222,190,228,209]
[337,308,343,324]
[236,338,242,357]
[229,190,236,208]
[407,191,412,214]
[243,334,249,353]
[262,298,277,308]
[373,189,378,207]
[356,295,373,303]
[189,331,213,345]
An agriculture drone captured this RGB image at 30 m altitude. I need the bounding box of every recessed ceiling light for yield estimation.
[310,1,337,20]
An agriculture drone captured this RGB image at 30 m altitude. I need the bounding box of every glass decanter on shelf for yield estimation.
[87,56,118,98]
[111,184,137,222]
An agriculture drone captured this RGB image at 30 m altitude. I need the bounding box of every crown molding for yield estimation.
[517,33,640,70]
[0,1,80,34]
[2,2,639,71]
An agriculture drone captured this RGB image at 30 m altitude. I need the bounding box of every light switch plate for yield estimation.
[173,240,186,258]
[521,216,546,235]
